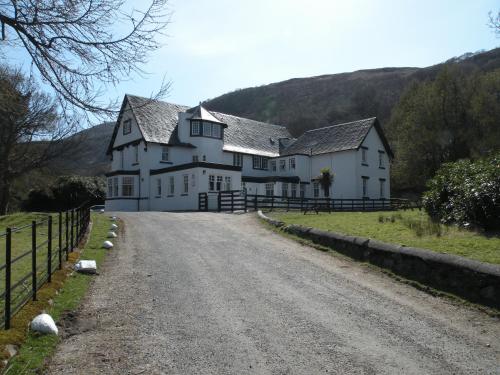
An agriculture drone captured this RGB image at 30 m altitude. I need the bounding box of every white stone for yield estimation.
[103,240,114,249]
[31,313,58,335]
[110,223,118,230]
[107,231,117,238]
[74,260,97,274]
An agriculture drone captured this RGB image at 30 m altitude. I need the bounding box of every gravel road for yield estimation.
[47,212,500,374]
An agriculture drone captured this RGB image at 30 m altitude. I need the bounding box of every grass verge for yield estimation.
[270,210,500,264]
[258,216,500,317]
[0,213,113,374]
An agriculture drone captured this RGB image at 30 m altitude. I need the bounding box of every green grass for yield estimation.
[1,213,113,374]
[270,210,500,264]
[0,213,74,320]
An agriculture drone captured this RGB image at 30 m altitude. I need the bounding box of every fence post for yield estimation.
[70,209,74,250]
[32,221,37,301]
[5,228,12,330]
[76,208,80,242]
[254,195,257,211]
[65,211,69,260]
[287,197,290,211]
[58,212,62,270]
[47,216,52,283]
[217,192,221,212]
[231,191,234,213]
[244,192,248,213]
[271,195,274,211]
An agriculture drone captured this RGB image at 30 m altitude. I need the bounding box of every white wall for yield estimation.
[355,126,391,199]
[113,103,142,147]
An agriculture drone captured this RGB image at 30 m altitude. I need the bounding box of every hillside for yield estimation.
[204,48,500,136]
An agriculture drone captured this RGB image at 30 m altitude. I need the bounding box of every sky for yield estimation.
[4,0,500,110]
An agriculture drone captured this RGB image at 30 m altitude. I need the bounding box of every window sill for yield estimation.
[132,162,139,166]
[160,161,173,164]
[155,196,161,198]
[379,166,385,169]
[253,168,269,171]
[181,194,188,196]
[167,195,174,197]
[361,163,369,166]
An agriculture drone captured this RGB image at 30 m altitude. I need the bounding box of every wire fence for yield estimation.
[0,204,91,330]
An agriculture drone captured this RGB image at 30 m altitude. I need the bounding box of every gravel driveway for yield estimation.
[47,212,500,374]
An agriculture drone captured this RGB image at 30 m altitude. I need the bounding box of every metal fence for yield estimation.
[0,204,90,330]
[199,191,420,213]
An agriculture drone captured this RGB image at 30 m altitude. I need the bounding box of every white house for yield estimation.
[105,94,393,211]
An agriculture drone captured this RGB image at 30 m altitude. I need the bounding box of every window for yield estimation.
[361,147,368,165]
[279,159,286,171]
[216,176,223,191]
[192,174,196,187]
[224,176,232,191]
[291,183,297,198]
[265,183,274,197]
[122,177,134,196]
[193,155,199,162]
[289,158,296,170]
[107,178,113,197]
[113,177,119,196]
[120,150,124,169]
[191,120,200,135]
[183,175,189,194]
[378,151,385,168]
[156,178,162,196]
[252,155,268,170]
[212,123,221,138]
[300,184,305,198]
[200,122,221,138]
[379,179,385,198]
[242,182,247,194]
[271,160,277,172]
[161,146,169,162]
[233,153,243,167]
[209,175,215,191]
[123,119,131,135]
[202,155,206,161]
[282,183,288,197]
[313,182,319,198]
[362,176,369,197]
[133,145,139,164]
[169,176,175,195]
[203,122,211,137]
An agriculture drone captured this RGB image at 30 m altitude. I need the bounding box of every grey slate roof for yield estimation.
[126,95,190,145]
[187,104,225,125]
[281,118,381,156]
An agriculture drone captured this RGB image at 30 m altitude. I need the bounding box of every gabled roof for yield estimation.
[187,104,226,125]
[107,95,292,157]
[281,117,393,158]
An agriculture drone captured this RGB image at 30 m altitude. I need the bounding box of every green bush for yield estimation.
[423,153,500,231]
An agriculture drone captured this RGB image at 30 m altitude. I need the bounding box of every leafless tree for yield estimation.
[489,10,500,36]
[0,0,170,119]
[0,66,77,214]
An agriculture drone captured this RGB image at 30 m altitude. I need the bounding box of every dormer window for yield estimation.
[191,121,200,136]
[191,121,222,139]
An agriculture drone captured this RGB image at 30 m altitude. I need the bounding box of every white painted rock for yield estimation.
[110,223,118,230]
[107,231,117,238]
[31,313,58,335]
[103,240,114,249]
[110,216,117,221]
[75,260,97,274]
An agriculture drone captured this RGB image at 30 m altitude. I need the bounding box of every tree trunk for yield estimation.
[0,179,10,216]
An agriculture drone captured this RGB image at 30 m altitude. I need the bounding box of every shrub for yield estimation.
[422,153,500,231]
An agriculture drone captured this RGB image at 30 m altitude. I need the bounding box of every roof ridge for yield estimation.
[304,117,376,133]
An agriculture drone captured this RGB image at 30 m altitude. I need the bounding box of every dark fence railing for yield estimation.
[0,204,91,330]
[198,191,420,213]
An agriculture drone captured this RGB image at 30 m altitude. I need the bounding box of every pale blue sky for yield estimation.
[5,0,500,110]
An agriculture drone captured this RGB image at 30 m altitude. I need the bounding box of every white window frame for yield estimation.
[271,160,277,172]
[161,146,169,162]
[107,178,113,198]
[212,123,221,138]
[123,119,131,135]
[119,150,124,169]
[291,183,297,198]
[183,174,189,194]
[191,121,200,136]
[193,155,199,162]
[313,182,320,198]
[379,179,385,198]
[265,183,274,197]
[233,153,243,167]
[289,158,296,170]
[156,178,162,197]
[209,175,215,191]
[361,147,368,165]
[134,145,139,164]
[169,176,175,195]
[113,177,119,196]
[279,159,286,171]
[282,183,288,197]
[216,176,223,191]
[378,151,385,168]
[224,176,232,191]
[122,177,134,197]
[300,184,305,198]
[362,176,369,197]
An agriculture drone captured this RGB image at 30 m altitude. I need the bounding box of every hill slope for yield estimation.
[204,48,500,136]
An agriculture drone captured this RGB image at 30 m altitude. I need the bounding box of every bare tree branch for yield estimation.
[0,0,171,119]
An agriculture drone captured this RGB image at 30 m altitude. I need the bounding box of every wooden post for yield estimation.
[65,211,69,260]
[5,228,12,329]
[217,192,221,212]
[231,191,234,212]
[70,210,74,250]
[254,194,257,211]
[48,216,52,283]
[58,212,62,269]
[32,221,37,301]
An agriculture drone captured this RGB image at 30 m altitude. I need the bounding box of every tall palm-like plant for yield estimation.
[317,168,334,197]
